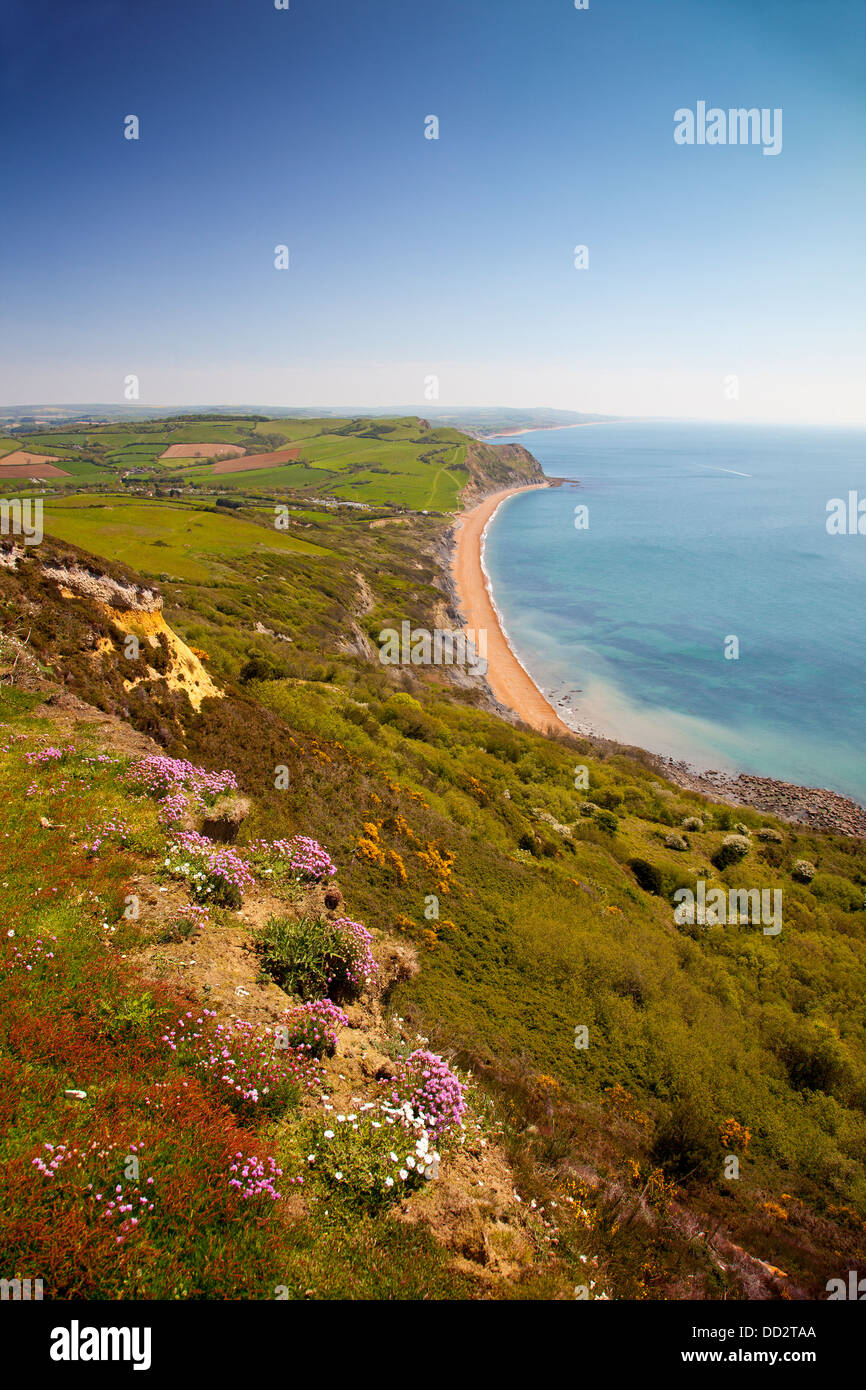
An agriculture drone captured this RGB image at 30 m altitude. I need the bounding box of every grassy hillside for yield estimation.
[1,507,865,1301]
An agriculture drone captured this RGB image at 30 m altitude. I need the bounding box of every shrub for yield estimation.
[579,802,599,817]
[757,827,783,843]
[255,913,376,1001]
[594,788,624,811]
[665,833,688,852]
[306,1107,436,1215]
[771,1020,851,1097]
[628,858,664,895]
[682,817,703,832]
[239,656,285,683]
[651,1098,717,1182]
[595,809,619,836]
[712,834,750,870]
[792,859,816,884]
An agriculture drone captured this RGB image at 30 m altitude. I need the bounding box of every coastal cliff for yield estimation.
[460,438,547,505]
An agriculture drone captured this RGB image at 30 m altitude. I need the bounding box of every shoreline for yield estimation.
[450,484,866,837]
[452,485,571,736]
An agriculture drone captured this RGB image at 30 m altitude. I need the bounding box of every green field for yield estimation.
[43,496,332,581]
[3,415,471,510]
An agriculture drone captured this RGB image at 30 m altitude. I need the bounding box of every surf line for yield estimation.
[694,464,751,477]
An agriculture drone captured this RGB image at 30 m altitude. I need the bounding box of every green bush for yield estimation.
[254,913,373,1002]
[628,858,663,895]
[651,1099,718,1182]
[712,834,750,870]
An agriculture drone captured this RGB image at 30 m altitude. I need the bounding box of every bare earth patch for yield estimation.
[159,443,247,460]
[212,446,301,474]
[0,450,69,477]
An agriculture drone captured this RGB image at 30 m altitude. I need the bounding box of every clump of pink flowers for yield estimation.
[162,1010,322,1117]
[164,830,255,907]
[388,1050,466,1137]
[229,1151,293,1201]
[24,744,75,766]
[283,999,348,1058]
[81,816,132,856]
[3,929,57,974]
[329,916,376,995]
[249,835,337,882]
[126,754,239,829]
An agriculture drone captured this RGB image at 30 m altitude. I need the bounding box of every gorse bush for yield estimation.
[712,834,751,870]
[255,913,376,1001]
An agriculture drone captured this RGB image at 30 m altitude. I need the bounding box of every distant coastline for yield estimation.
[481,420,632,440]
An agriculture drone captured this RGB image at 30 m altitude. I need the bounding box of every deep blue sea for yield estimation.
[483,422,866,804]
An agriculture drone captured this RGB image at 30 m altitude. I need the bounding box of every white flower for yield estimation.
[384,1176,394,1188]
[390,1152,398,1162]
[406,1155,416,1169]
[323,1130,334,1139]
[399,1169,408,1181]
[334,1171,343,1181]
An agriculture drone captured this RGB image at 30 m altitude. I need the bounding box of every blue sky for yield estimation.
[1,0,864,421]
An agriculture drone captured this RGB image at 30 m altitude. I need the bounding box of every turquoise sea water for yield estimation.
[482,422,866,805]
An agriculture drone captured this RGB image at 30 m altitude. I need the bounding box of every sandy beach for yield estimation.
[452,485,571,736]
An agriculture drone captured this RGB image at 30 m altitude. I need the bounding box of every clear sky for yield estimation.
[1,0,864,422]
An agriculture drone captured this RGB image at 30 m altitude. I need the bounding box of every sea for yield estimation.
[482,421,866,805]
